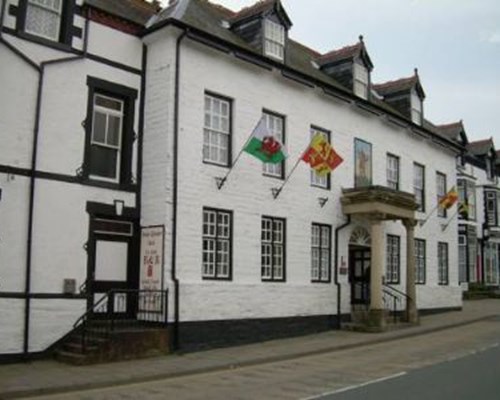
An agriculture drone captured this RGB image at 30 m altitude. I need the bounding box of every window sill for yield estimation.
[203,160,231,169]
[15,30,73,53]
[263,173,284,181]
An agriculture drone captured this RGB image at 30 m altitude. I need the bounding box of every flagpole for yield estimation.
[216,119,262,190]
[272,156,303,199]
[418,202,440,227]
[272,137,316,199]
[442,207,460,231]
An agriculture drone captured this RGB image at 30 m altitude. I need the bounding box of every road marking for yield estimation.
[301,371,407,400]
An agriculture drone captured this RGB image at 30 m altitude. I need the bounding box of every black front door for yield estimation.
[88,218,138,318]
[349,248,371,305]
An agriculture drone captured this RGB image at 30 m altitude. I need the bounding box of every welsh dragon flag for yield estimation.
[244,118,288,164]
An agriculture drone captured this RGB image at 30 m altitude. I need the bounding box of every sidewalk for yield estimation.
[1,299,499,399]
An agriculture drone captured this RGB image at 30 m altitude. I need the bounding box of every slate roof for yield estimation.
[140,0,461,150]
[436,121,465,141]
[317,43,362,66]
[467,138,495,156]
[85,0,159,25]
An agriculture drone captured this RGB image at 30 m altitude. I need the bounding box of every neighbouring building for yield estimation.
[0,0,496,360]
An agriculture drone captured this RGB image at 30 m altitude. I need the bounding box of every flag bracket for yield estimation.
[271,188,282,199]
[215,177,227,190]
[318,197,329,208]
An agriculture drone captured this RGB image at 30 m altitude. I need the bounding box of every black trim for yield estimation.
[137,44,147,228]
[438,242,449,285]
[85,53,142,75]
[334,217,351,329]
[177,314,344,352]
[1,27,142,75]
[261,215,286,282]
[8,4,18,17]
[414,238,426,285]
[234,51,273,70]
[0,292,87,299]
[202,208,233,281]
[72,25,82,39]
[414,162,426,212]
[172,30,189,351]
[311,223,332,283]
[16,0,76,46]
[281,70,315,88]
[83,76,138,187]
[0,165,137,192]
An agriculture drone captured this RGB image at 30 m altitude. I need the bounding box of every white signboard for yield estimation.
[139,226,164,314]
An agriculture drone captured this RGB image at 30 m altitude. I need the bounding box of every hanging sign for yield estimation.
[139,226,164,313]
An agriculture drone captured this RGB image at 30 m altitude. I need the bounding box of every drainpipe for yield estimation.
[334,216,351,329]
[0,2,90,355]
[171,28,188,351]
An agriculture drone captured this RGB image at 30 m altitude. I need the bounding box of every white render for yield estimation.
[143,28,461,324]
[0,0,485,357]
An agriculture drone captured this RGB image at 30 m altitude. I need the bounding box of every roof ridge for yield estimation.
[373,75,416,89]
[199,0,236,17]
[231,0,275,20]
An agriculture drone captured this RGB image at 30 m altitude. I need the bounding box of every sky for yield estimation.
[161,0,500,145]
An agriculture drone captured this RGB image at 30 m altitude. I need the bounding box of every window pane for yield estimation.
[92,112,107,144]
[26,1,61,40]
[89,145,118,179]
[107,115,121,147]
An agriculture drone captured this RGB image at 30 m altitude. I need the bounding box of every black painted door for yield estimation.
[349,248,371,305]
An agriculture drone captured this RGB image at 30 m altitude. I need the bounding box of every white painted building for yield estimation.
[0,0,483,359]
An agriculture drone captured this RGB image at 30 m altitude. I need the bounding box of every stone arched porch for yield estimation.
[341,186,419,328]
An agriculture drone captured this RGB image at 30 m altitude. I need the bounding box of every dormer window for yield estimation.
[411,89,422,125]
[25,0,63,41]
[353,63,369,99]
[264,19,285,61]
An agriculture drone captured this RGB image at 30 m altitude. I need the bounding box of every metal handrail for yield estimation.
[382,284,408,324]
[383,283,410,301]
[73,289,168,352]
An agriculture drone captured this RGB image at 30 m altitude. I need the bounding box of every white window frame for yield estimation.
[386,154,399,190]
[264,19,285,61]
[311,224,331,283]
[411,90,422,125]
[89,94,124,183]
[203,93,231,166]
[413,163,425,212]
[25,0,63,41]
[310,127,330,189]
[262,112,285,178]
[353,63,369,99]
[261,216,285,281]
[202,208,232,279]
[436,172,447,218]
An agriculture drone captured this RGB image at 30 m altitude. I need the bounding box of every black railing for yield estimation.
[382,284,410,323]
[73,289,168,352]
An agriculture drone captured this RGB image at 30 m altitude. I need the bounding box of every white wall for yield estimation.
[142,32,461,323]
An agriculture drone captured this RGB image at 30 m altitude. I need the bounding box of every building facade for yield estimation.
[0,0,493,358]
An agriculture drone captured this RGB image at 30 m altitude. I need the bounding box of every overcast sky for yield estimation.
[162,0,500,144]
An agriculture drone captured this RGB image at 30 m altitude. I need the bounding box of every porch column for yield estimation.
[369,219,384,327]
[404,219,419,324]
